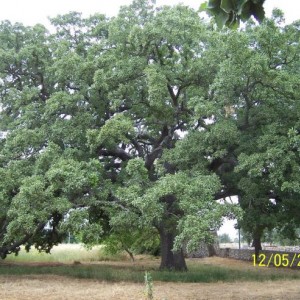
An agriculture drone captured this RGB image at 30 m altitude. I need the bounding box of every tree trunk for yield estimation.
[252,233,262,260]
[207,243,217,257]
[124,247,135,262]
[207,230,218,256]
[159,227,187,271]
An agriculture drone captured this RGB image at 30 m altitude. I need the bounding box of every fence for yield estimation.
[217,247,300,268]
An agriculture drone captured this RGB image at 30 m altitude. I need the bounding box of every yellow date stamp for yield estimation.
[252,253,300,267]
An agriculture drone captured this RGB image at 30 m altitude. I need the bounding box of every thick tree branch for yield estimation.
[0,222,46,259]
[154,125,169,148]
[167,84,180,107]
[144,124,172,170]
[130,138,144,158]
[214,188,239,201]
[145,146,163,170]
[98,147,132,161]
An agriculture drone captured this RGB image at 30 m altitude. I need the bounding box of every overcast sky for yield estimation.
[0,0,299,26]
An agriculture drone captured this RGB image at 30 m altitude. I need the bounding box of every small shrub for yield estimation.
[144,271,154,300]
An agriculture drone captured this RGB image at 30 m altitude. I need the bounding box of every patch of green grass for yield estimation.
[1,260,300,283]
[4,244,127,264]
[154,263,300,283]
[0,264,143,282]
[2,245,300,283]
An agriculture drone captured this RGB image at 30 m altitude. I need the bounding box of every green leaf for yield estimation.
[220,0,234,14]
[215,9,230,27]
[199,2,208,12]
[239,2,252,21]
[252,3,265,23]
[207,0,221,9]
[237,0,249,15]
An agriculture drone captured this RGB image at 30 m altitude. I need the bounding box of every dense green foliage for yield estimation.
[222,11,300,250]
[0,0,299,269]
[262,228,300,246]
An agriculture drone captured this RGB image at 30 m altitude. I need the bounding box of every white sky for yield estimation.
[0,0,298,241]
[0,0,299,26]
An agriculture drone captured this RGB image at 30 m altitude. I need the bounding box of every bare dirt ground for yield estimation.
[1,257,300,300]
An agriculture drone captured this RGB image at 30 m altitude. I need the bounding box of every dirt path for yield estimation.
[1,274,300,300]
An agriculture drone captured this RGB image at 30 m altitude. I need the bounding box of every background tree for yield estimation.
[0,15,110,258]
[263,228,300,246]
[102,227,160,261]
[218,233,232,243]
[207,10,300,257]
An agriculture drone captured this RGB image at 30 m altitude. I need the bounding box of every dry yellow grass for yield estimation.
[194,256,298,275]
[1,274,300,300]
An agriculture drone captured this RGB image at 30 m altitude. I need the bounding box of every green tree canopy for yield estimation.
[205,11,300,256]
[0,0,299,269]
[0,2,236,270]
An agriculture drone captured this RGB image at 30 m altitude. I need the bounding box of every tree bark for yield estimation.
[252,233,262,260]
[207,243,217,257]
[207,230,218,256]
[158,227,187,271]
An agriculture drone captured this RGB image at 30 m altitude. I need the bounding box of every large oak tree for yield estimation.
[0,0,299,270]
[0,1,233,270]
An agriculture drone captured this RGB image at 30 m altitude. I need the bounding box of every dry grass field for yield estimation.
[1,273,300,300]
[1,246,300,299]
